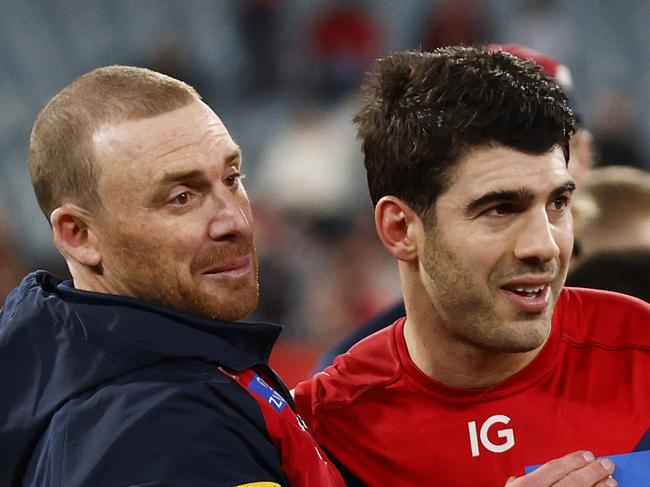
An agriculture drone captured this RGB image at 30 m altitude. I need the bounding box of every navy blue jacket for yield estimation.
[0,272,343,486]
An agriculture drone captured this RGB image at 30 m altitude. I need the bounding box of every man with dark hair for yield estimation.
[295,47,650,486]
[0,65,344,486]
[312,43,593,373]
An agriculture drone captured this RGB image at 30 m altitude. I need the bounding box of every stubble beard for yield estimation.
[422,231,559,354]
[103,234,260,322]
[178,255,260,322]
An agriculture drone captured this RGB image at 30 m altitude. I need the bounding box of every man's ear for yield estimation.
[50,204,102,267]
[375,196,421,262]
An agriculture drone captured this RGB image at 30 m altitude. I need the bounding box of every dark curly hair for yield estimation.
[353,46,576,216]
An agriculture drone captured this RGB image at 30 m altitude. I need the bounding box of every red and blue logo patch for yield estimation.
[247,373,287,413]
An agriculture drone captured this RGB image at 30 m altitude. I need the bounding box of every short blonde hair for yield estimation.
[586,165,650,223]
[29,65,200,219]
[577,165,650,255]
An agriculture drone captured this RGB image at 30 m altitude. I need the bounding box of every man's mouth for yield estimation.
[500,279,553,313]
[204,256,252,279]
[509,285,547,298]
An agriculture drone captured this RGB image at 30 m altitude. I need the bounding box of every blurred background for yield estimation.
[1,0,649,386]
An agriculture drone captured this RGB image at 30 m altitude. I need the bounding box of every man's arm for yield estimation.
[506,450,617,487]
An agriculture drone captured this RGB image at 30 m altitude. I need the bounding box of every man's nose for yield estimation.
[207,192,253,242]
[513,209,560,264]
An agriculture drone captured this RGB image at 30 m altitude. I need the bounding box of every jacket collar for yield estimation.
[36,270,282,371]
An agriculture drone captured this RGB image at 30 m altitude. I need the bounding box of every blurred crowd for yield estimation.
[1,0,650,385]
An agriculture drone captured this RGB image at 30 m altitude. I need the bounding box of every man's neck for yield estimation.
[402,316,543,389]
[398,261,548,389]
[69,264,118,296]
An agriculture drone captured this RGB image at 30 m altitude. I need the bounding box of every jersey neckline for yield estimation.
[392,308,564,402]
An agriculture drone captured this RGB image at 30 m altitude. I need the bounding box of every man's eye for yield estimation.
[485,204,518,217]
[549,196,571,212]
[225,172,246,187]
[173,192,191,205]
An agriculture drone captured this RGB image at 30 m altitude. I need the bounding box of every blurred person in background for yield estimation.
[0,65,344,487]
[574,165,650,258]
[566,165,650,303]
[295,47,650,486]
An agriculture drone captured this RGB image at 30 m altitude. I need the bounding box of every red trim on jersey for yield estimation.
[225,368,345,487]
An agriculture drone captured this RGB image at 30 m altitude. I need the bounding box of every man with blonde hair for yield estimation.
[0,65,344,486]
[576,165,650,257]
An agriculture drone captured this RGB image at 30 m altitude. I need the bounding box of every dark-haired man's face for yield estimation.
[418,145,574,354]
[89,100,259,320]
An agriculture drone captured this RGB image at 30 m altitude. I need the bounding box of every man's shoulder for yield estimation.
[27,361,285,485]
[61,360,263,432]
[295,321,403,414]
[556,287,650,347]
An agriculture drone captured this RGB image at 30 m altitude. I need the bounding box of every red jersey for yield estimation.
[294,288,650,486]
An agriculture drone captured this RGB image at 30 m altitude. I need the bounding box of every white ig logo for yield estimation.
[468,414,515,457]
